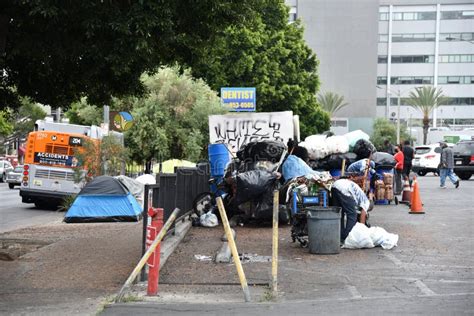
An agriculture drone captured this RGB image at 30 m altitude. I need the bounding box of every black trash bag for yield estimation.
[234,170,278,205]
[353,139,376,160]
[372,152,396,167]
[326,152,358,170]
[287,139,309,162]
[307,159,323,170]
[237,141,286,163]
[253,193,274,219]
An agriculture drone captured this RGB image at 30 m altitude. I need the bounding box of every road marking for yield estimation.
[384,253,403,266]
[414,279,436,296]
[346,285,362,299]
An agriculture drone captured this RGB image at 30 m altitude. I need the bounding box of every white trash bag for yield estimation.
[303,134,329,160]
[369,226,399,250]
[343,223,399,250]
[325,136,349,155]
[200,211,219,227]
[343,223,374,249]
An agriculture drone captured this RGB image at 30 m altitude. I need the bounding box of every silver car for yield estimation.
[0,160,14,183]
[6,165,23,189]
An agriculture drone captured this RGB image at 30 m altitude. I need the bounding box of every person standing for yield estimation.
[382,139,395,155]
[393,146,404,195]
[331,178,371,242]
[402,140,414,180]
[439,142,460,189]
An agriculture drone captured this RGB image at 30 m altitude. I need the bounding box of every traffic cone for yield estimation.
[400,179,411,205]
[409,177,424,214]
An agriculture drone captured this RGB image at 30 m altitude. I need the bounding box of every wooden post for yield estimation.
[216,197,251,302]
[272,190,279,295]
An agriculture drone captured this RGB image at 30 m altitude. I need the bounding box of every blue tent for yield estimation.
[65,176,142,223]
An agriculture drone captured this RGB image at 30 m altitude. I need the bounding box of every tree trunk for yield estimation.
[422,116,430,145]
[145,160,152,174]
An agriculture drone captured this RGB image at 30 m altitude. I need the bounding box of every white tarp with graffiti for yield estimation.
[209,111,294,152]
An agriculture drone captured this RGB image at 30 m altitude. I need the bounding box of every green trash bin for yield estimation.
[307,206,341,254]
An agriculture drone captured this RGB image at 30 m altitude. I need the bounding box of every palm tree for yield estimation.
[407,86,447,145]
[317,92,348,117]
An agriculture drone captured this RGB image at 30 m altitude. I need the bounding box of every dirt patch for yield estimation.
[0,238,51,261]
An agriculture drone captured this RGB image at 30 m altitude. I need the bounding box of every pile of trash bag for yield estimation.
[298,130,378,173]
[225,140,286,222]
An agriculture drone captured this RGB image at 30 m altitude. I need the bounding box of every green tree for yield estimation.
[317,92,348,117]
[407,86,447,145]
[73,134,126,183]
[0,110,13,136]
[188,1,329,137]
[126,67,225,173]
[372,118,411,150]
[12,98,46,137]
[1,1,256,110]
[65,98,103,126]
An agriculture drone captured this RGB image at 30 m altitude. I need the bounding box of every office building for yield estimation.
[286,0,474,134]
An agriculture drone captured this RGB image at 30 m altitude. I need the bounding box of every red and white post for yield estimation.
[146,207,164,296]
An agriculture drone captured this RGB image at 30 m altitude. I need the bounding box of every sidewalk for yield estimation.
[106,176,474,314]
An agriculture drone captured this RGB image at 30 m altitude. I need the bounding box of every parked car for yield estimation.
[0,160,14,182]
[453,140,474,181]
[6,165,23,189]
[412,143,454,176]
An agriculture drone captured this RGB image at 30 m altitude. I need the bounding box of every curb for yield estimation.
[159,219,192,269]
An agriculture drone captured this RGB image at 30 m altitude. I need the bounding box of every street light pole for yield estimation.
[396,91,401,145]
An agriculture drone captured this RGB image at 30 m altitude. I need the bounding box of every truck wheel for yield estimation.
[0,173,5,182]
[9,183,14,189]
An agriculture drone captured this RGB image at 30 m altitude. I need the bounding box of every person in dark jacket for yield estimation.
[402,140,414,180]
[382,139,395,155]
[439,142,460,189]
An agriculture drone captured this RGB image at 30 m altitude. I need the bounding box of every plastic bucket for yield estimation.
[307,206,341,254]
[208,144,231,177]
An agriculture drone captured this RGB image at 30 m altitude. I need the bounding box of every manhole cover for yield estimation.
[0,238,51,261]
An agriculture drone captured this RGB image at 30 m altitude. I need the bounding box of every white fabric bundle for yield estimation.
[326,136,349,155]
[302,135,328,159]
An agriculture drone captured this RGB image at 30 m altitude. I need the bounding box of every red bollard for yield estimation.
[146,207,164,296]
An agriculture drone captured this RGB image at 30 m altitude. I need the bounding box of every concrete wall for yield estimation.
[296,0,379,119]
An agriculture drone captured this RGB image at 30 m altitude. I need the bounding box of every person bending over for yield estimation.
[331,178,371,242]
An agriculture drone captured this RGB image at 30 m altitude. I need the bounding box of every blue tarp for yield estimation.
[282,155,317,181]
[65,193,141,222]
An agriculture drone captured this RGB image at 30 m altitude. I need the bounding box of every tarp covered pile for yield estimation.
[298,130,396,172]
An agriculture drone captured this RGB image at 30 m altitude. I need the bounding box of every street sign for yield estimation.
[220,87,256,112]
[110,111,134,132]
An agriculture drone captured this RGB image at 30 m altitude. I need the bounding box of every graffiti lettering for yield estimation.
[209,112,294,152]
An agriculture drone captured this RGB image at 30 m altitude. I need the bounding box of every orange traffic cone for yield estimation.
[400,179,411,205]
[409,177,424,214]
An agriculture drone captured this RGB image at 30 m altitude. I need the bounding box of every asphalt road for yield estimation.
[103,175,474,315]
[0,183,64,233]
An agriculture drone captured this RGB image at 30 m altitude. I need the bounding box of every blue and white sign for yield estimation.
[221,87,256,112]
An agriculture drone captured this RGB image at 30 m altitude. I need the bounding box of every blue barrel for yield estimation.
[208,144,231,177]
